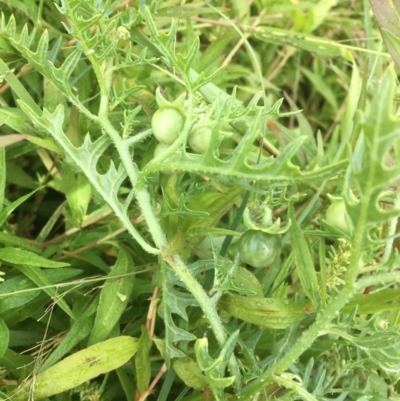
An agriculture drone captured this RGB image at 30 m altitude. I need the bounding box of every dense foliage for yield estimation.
[1,1,400,400]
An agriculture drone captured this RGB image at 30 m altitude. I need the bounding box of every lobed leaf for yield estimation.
[370,0,400,68]
[16,102,157,254]
[158,264,198,363]
[347,69,400,228]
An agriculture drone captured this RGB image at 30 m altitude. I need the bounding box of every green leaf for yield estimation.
[0,348,34,375]
[198,31,233,72]
[181,187,243,234]
[5,161,38,189]
[0,148,4,211]
[194,332,238,401]
[144,133,346,187]
[254,26,371,60]
[347,68,400,228]
[0,275,39,313]
[17,102,157,254]
[289,204,320,308]
[11,336,139,401]
[0,107,35,134]
[116,366,135,401]
[88,248,135,345]
[0,247,69,268]
[0,188,39,227]
[370,0,400,68]
[158,264,197,363]
[135,326,152,394]
[0,57,42,115]
[1,269,77,317]
[15,265,75,319]
[218,295,308,329]
[39,297,99,372]
[343,288,400,315]
[24,135,62,153]
[1,293,49,326]
[0,232,39,252]
[8,330,44,347]
[62,167,91,227]
[0,318,9,358]
[300,67,338,111]
[230,266,264,297]
[172,356,206,391]
[329,322,400,380]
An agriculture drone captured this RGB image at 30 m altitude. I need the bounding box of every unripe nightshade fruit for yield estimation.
[151,107,185,145]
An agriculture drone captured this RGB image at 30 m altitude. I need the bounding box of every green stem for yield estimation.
[99,115,242,387]
[240,170,371,399]
[98,58,114,118]
[355,270,400,290]
[238,283,355,399]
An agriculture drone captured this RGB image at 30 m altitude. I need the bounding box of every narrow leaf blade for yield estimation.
[289,204,320,307]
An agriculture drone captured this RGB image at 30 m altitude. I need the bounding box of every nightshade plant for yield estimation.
[1,1,400,400]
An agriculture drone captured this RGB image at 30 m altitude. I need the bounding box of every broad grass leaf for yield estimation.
[0,348,34,375]
[0,247,69,268]
[230,266,264,297]
[5,161,38,189]
[0,189,39,226]
[0,107,35,135]
[0,268,82,314]
[88,248,135,345]
[254,26,355,60]
[116,366,135,401]
[289,204,320,308]
[39,297,99,372]
[11,336,139,401]
[0,58,41,115]
[135,326,152,394]
[300,67,338,111]
[218,295,308,329]
[15,265,75,319]
[1,293,49,326]
[343,288,400,315]
[0,318,9,358]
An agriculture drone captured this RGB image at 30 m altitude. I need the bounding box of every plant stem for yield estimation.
[240,165,371,398]
[238,283,355,399]
[100,113,242,389]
